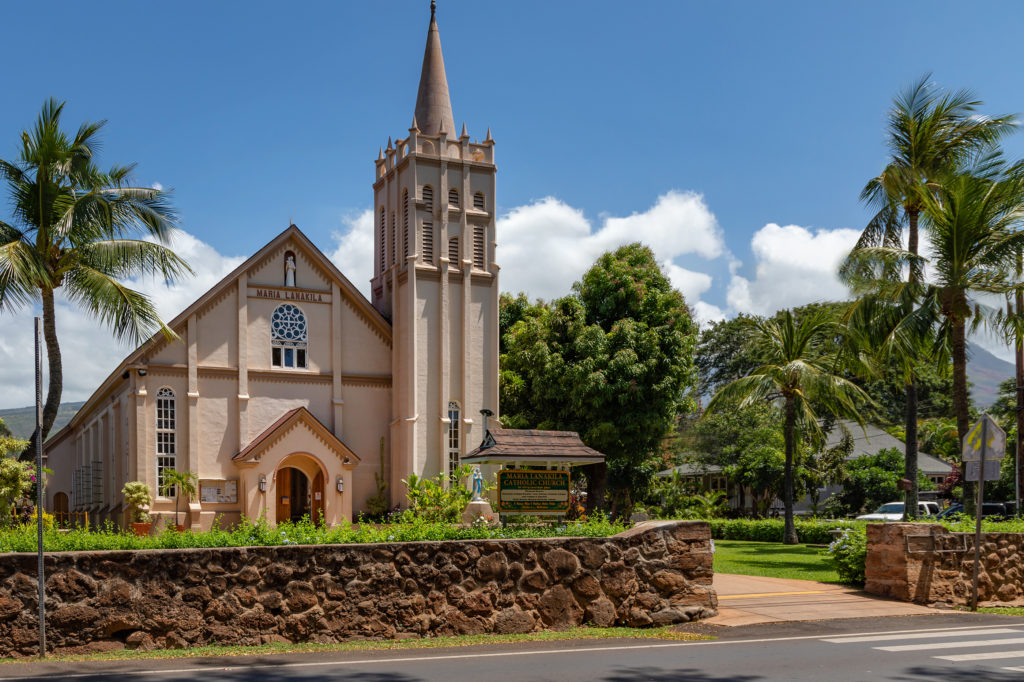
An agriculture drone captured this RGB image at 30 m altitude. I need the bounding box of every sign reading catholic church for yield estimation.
[248,286,331,304]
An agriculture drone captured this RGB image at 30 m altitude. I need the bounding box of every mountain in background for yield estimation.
[0,341,1015,438]
[0,401,85,441]
[968,342,1015,409]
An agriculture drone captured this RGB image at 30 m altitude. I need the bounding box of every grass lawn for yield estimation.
[713,539,842,584]
[0,627,711,664]
[977,607,1024,617]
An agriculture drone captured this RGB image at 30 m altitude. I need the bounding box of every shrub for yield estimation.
[708,518,865,544]
[121,481,153,523]
[826,528,867,584]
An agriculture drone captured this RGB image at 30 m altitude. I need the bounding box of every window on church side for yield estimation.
[448,236,459,266]
[448,401,460,481]
[473,226,485,269]
[473,192,485,211]
[156,387,177,497]
[448,188,459,208]
[422,185,433,212]
[271,304,309,369]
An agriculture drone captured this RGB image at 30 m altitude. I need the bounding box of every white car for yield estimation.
[856,501,939,521]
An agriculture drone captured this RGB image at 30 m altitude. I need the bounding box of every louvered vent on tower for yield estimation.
[448,236,459,265]
[423,222,434,263]
[473,226,485,269]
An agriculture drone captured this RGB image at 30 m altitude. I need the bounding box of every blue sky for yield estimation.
[2,0,1024,407]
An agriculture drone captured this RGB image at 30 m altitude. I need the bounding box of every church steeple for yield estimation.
[413,1,456,138]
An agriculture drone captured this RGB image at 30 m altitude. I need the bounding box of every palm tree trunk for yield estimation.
[1017,286,1024,518]
[20,289,63,462]
[951,312,973,512]
[783,398,798,545]
[904,208,920,520]
[904,382,919,520]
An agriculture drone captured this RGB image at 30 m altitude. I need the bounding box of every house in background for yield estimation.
[657,420,953,514]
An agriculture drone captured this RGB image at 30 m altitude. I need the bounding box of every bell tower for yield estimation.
[372,1,499,496]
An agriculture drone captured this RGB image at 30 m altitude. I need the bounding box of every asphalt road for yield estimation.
[4,614,1024,681]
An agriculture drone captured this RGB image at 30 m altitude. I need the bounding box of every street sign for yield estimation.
[964,460,1002,482]
[963,414,1006,462]
[497,470,570,514]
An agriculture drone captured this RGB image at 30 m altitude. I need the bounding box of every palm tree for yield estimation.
[160,468,198,529]
[847,152,1024,492]
[706,309,871,544]
[0,99,192,457]
[853,75,1015,519]
[918,157,1024,448]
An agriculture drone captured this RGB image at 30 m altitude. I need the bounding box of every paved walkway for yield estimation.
[707,573,941,626]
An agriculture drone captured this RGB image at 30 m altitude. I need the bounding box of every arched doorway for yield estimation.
[274,455,326,525]
[53,492,69,527]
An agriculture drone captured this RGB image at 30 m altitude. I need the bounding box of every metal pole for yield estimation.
[34,317,46,657]
[970,417,988,612]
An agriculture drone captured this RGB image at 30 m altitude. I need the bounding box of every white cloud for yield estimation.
[326,191,727,316]
[498,191,724,303]
[0,231,244,410]
[328,210,375,298]
[692,301,726,326]
[727,223,862,315]
[151,182,164,191]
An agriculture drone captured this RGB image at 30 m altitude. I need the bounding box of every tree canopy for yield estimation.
[499,243,698,517]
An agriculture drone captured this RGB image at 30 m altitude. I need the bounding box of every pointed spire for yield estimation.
[413,1,456,137]
[485,127,493,142]
[410,114,420,133]
[378,146,384,160]
[460,122,469,139]
[386,136,393,151]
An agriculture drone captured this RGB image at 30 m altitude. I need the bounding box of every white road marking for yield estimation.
[876,636,1024,652]
[822,628,1021,644]
[2,623,1019,681]
[1003,666,1024,671]
[936,649,1024,662]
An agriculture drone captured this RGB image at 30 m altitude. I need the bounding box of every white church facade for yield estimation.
[45,5,500,529]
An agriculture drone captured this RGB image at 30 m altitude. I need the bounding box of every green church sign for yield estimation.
[497,470,570,514]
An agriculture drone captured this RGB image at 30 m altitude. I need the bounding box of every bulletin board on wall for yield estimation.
[199,479,238,504]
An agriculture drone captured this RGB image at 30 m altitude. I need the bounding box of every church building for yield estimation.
[45,4,500,529]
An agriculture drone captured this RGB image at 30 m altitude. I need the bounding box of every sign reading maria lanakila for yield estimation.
[497,470,570,514]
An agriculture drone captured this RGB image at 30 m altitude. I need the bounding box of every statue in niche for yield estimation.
[285,252,296,287]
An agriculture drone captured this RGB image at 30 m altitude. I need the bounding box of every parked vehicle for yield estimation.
[856,501,940,521]
[936,502,1015,520]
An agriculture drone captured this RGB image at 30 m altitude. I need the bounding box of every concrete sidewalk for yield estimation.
[706,573,940,626]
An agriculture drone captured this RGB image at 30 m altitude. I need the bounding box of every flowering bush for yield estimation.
[826,528,867,584]
[0,457,35,527]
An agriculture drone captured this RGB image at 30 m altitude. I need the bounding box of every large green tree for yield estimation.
[500,243,698,517]
[0,99,192,457]
[706,308,870,543]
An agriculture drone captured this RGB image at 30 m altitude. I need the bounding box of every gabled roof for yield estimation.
[462,427,605,465]
[51,224,390,442]
[233,406,360,466]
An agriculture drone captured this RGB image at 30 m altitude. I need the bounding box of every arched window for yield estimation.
[156,387,176,497]
[448,188,460,208]
[447,401,461,480]
[473,192,485,211]
[271,304,309,369]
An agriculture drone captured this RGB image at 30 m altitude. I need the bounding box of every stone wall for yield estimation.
[865,523,1024,606]
[0,520,715,657]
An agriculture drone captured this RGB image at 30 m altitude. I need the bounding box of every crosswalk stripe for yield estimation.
[821,628,1021,644]
[877,636,1024,652]
[936,649,1024,662]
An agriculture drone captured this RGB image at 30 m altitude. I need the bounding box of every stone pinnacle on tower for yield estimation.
[413,1,456,137]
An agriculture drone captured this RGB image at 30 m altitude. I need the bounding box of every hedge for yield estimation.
[708,518,866,544]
